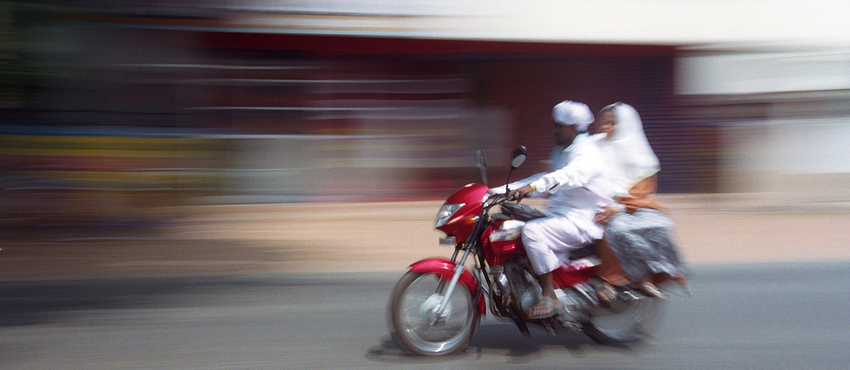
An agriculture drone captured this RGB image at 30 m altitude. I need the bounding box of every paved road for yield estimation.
[1,262,849,370]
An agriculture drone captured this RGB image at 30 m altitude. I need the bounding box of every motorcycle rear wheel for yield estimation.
[583,295,665,344]
[388,271,480,356]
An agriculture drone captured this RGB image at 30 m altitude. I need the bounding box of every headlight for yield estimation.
[434,203,464,228]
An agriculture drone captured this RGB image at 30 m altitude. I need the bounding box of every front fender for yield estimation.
[408,258,486,315]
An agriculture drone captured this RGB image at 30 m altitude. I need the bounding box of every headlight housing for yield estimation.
[434,203,464,228]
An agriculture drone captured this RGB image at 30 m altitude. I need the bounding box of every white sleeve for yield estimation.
[489,172,544,195]
[530,143,602,193]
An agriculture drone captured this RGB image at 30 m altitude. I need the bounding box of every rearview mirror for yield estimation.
[511,146,527,169]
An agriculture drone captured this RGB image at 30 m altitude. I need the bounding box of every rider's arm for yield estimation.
[489,172,544,195]
[529,142,602,194]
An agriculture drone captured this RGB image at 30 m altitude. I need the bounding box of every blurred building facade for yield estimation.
[2,1,849,228]
[677,47,850,206]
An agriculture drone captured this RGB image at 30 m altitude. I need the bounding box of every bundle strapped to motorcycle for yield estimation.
[498,202,547,222]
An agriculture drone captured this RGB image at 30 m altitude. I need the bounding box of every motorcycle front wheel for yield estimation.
[583,295,666,344]
[388,271,480,356]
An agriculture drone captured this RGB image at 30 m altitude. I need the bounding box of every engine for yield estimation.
[492,258,593,322]
[493,258,541,315]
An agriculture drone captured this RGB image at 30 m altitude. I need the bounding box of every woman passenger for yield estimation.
[591,102,688,300]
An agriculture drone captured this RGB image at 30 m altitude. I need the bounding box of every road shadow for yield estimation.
[365,322,642,363]
[0,276,287,327]
[365,335,473,365]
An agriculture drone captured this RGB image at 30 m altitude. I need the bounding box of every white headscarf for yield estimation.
[604,103,660,195]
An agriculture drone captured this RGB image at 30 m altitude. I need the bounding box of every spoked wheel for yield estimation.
[583,295,666,344]
[388,271,480,356]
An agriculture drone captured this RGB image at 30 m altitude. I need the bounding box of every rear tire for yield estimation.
[388,271,480,356]
[583,296,665,344]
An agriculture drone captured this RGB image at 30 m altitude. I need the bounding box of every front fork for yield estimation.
[407,249,487,316]
[411,211,490,318]
[436,245,475,318]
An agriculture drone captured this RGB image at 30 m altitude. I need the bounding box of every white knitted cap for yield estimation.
[552,100,594,132]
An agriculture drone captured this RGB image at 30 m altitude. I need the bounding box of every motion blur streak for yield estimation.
[2,3,850,271]
[1,2,850,369]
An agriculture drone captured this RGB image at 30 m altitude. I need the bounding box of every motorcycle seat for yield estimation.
[568,243,597,260]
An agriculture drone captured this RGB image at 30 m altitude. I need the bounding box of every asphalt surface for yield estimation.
[2,196,849,369]
[1,262,849,370]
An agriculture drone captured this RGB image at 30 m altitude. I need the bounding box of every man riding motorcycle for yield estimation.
[498,100,616,319]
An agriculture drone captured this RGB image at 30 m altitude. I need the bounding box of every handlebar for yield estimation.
[485,189,524,208]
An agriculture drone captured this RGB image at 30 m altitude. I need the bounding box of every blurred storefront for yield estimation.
[4,1,848,229]
[677,47,850,206]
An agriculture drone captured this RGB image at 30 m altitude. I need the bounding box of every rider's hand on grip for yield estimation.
[508,184,535,202]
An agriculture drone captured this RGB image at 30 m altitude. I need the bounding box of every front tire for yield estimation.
[388,271,480,356]
[583,295,665,344]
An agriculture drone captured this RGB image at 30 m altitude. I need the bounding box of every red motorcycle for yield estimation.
[388,146,666,356]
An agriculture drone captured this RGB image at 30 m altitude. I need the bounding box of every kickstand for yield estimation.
[512,317,531,338]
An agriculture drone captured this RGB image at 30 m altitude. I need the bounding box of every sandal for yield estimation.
[637,281,668,300]
[526,296,563,319]
[596,283,617,302]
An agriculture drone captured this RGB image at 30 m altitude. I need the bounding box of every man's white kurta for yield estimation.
[490,133,588,195]
[523,134,615,275]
